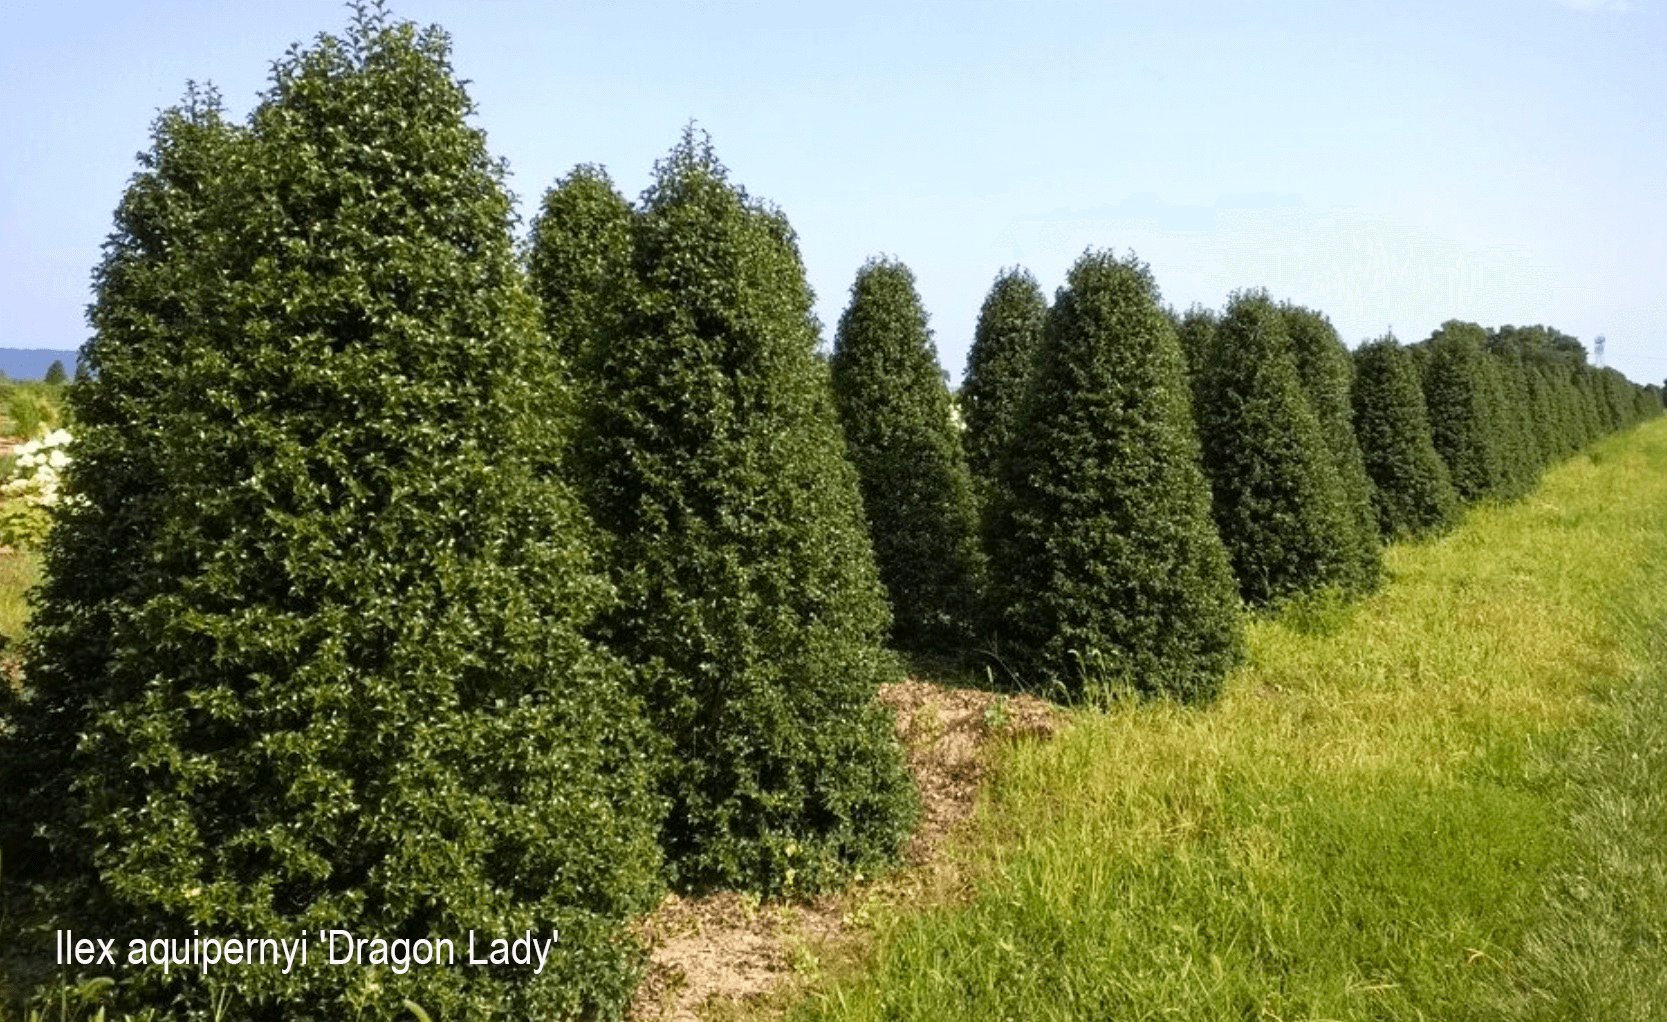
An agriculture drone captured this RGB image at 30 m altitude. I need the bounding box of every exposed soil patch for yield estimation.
[628,678,1057,1022]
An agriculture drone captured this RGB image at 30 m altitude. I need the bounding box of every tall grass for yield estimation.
[790,419,1667,1021]
[1489,623,1667,1020]
[0,549,39,646]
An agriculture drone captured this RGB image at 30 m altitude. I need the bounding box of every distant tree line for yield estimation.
[1,6,1660,1020]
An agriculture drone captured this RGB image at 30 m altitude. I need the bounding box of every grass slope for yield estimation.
[790,419,1667,1022]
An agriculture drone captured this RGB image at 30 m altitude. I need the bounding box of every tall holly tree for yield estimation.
[579,130,916,896]
[1421,320,1507,502]
[1489,328,1562,467]
[0,15,665,1021]
[986,251,1241,701]
[1174,305,1219,383]
[526,163,635,382]
[830,257,985,653]
[1484,353,1539,500]
[1280,304,1382,593]
[1195,291,1358,604]
[959,268,1047,501]
[1351,336,1460,538]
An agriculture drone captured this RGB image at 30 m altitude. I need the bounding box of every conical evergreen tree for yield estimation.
[1574,368,1606,445]
[1598,367,1631,431]
[1522,362,1560,465]
[1489,326,1561,467]
[1405,340,1433,396]
[580,130,915,896]
[1422,320,1506,502]
[2,14,662,1020]
[960,268,1047,501]
[1280,304,1382,592]
[526,163,635,380]
[1195,291,1358,604]
[2,91,241,874]
[986,251,1241,701]
[1484,353,1538,499]
[1351,336,1460,538]
[830,257,985,654]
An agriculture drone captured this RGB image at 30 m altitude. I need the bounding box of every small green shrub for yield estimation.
[0,502,51,551]
[4,390,56,440]
[0,430,73,551]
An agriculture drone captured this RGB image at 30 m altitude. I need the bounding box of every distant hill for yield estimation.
[0,348,79,380]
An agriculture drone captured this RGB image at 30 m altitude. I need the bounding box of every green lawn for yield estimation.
[786,418,1667,1022]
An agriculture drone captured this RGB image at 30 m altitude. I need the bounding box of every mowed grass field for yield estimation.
[787,418,1667,1022]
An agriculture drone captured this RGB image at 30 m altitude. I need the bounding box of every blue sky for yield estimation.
[3,0,1663,384]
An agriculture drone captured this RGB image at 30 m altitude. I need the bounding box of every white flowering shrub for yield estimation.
[5,428,73,505]
[0,427,71,548]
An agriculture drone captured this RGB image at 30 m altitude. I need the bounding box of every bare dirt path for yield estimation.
[628,678,1057,1022]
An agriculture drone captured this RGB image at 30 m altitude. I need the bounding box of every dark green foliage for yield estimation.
[1574,369,1606,445]
[1489,327,1564,464]
[580,130,915,896]
[1195,291,1359,605]
[1174,305,1218,413]
[1280,304,1382,592]
[1598,367,1634,430]
[1422,321,1507,502]
[960,268,1047,500]
[1351,337,1459,538]
[1,15,664,1020]
[1405,340,1432,391]
[1408,321,1660,506]
[42,359,67,385]
[1483,354,1539,499]
[1520,363,1563,465]
[1174,305,1218,379]
[830,258,985,653]
[526,163,635,381]
[986,251,1241,701]
[1633,385,1658,420]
